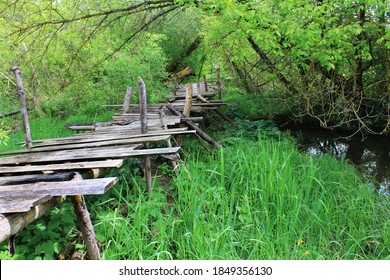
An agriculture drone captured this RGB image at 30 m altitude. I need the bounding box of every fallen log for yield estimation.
[0,197,65,244]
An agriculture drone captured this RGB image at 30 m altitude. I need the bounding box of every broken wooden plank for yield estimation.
[0,195,53,214]
[0,172,75,185]
[26,130,193,149]
[0,197,65,243]
[0,146,180,165]
[29,128,191,148]
[0,159,123,174]
[0,177,118,197]
[0,135,169,155]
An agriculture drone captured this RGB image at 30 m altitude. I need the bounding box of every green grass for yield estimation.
[93,133,389,260]
[0,115,388,260]
[0,110,115,152]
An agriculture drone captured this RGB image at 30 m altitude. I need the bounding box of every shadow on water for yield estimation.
[284,126,389,195]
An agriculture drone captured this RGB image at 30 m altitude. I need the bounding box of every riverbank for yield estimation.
[0,114,389,260]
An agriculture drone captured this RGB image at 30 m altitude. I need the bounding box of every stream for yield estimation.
[285,126,389,195]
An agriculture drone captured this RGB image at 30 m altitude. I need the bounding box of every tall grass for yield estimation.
[94,134,389,260]
[1,114,388,260]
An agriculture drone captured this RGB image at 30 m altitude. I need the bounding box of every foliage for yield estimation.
[0,203,81,260]
[0,122,10,146]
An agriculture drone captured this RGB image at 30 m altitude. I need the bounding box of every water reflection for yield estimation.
[287,127,390,195]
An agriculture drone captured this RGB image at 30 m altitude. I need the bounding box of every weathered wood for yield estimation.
[72,173,100,260]
[203,75,208,92]
[0,110,19,119]
[183,83,193,118]
[0,196,65,243]
[122,86,133,114]
[197,94,239,128]
[0,160,123,174]
[202,111,224,130]
[0,172,75,185]
[158,106,178,171]
[138,77,152,193]
[0,145,179,165]
[11,67,32,149]
[67,125,95,131]
[216,68,222,100]
[0,195,53,214]
[139,77,148,134]
[27,128,192,148]
[0,177,118,197]
[0,135,169,155]
[166,105,221,149]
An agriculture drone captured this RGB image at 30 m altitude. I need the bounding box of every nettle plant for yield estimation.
[0,203,83,260]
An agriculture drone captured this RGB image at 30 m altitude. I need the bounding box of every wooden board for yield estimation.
[29,128,191,148]
[0,146,180,165]
[0,135,170,155]
[0,195,53,214]
[0,177,118,197]
[0,172,75,185]
[0,159,123,174]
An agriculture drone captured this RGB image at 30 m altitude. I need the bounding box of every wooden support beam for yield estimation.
[0,197,65,244]
[11,67,32,149]
[216,68,222,100]
[197,94,239,129]
[122,86,133,114]
[159,106,178,171]
[72,173,100,260]
[203,75,208,92]
[138,77,152,193]
[166,105,221,149]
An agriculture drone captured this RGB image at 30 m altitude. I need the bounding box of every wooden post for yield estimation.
[72,172,100,260]
[11,66,32,149]
[138,78,152,193]
[158,106,178,172]
[216,68,222,100]
[174,84,193,146]
[122,86,133,114]
[173,77,178,96]
[183,83,193,118]
[203,75,208,92]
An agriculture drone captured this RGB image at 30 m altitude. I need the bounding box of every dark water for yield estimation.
[285,126,389,195]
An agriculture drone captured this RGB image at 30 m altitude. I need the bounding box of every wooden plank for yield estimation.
[0,195,52,214]
[0,135,169,155]
[0,197,65,242]
[0,160,123,174]
[30,129,193,148]
[0,172,75,185]
[0,177,118,197]
[0,146,180,165]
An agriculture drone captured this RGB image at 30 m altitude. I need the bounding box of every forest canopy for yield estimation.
[0,0,389,135]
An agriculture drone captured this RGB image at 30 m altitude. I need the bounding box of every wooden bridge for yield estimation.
[0,71,235,259]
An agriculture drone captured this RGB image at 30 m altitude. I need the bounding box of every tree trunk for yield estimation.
[247,37,298,95]
[166,36,202,73]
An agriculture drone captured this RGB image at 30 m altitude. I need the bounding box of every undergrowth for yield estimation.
[0,114,389,260]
